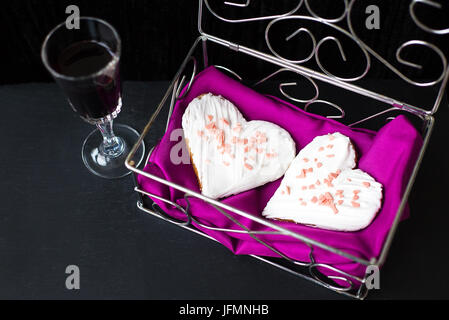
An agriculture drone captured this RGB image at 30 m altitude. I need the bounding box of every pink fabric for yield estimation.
[138,66,422,286]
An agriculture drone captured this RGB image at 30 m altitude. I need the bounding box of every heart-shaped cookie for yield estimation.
[262,133,383,231]
[182,93,296,199]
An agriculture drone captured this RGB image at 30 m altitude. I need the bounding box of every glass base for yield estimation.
[82,123,145,179]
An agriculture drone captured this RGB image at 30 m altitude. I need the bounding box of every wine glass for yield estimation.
[41,17,144,179]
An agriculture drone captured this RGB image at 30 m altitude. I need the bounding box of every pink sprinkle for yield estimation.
[233,124,242,133]
[309,185,316,190]
[300,202,307,206]
[308,168,313,173]
[351,201,361,208]
[326,154,335,158]
[330,172,339,179]
[327,144,334,149]
[216,130,225,146]
[286,186,291,195]
[205,122,217,131]
[221,118,230,126]
[316,180,321,186]
[303,158,309,163]
[296,169,307,179]
[347,178,352,182]
[329,135,335,141]
[302,186,307,190]
[244,163,253,170]
[354,190,361,194]
[363,182,371,188]
[323,179,334,188]
[207,115,213,122]
[223,161,230,167]
[197,130,204,137]
[353,195,359,200]
[338,200,344,205]
[258,136,268,144]
[319,147,325,152]
[317,162,323,168]
[318,192,338,214]
[311,196,318,203]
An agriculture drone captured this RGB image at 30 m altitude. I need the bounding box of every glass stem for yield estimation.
[96,119,125,158]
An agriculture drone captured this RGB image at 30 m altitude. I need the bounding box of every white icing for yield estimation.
[182,93,296,199]
[262,133,383,232]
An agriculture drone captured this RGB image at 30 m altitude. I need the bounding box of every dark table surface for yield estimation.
[0,81,448,300]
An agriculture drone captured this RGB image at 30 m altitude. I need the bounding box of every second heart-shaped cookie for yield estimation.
[262,132,383,231]
[182,93,296,199]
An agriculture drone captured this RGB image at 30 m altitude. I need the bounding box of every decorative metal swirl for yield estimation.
[309,263,362,292]
[201,0,449,110]
[203,0,304,23]
[305,99,345,119]
[253,68,319,103]
[224,0,250,8]
[265,15,371,82]
[410,0,449,35]
[347,0,447,87]
[266,27,316,64]
[214,64,243,80]
[304,0,349,23]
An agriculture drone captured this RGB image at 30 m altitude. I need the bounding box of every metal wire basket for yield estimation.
[125,0,448,299]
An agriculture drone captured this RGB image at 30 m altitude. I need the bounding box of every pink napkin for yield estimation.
[138,66,423,287]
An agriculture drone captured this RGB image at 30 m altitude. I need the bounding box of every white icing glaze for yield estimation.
[262,133,383,232]
[182,93,296,199]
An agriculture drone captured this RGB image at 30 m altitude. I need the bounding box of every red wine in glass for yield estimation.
[41,17,145,178]
[52,40,122,122]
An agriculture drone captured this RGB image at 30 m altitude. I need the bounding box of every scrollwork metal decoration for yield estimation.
[305,99,345,119]
[304,0,349,23]
[409,0,449,35]
[254,68,319,103]
[347,0,447,87]
[204,0,304,23]
[265,15,371,82]
[200,0,449,113]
